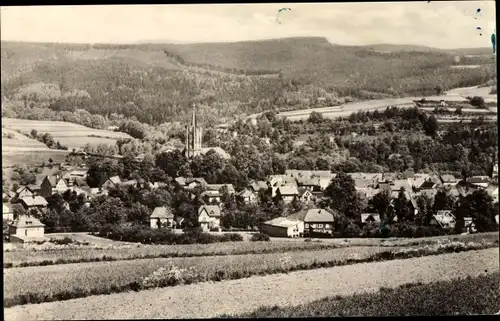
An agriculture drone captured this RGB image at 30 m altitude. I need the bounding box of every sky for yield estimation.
[0,1,496,49]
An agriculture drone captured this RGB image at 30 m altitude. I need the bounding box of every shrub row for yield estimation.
[4,240,496,308]
[95,225,243,245]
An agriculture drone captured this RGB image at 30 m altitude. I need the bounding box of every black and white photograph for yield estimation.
[1,2,499,319]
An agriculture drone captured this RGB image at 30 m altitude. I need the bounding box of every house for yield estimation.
[276,185,299,203]
[3,203,14,221]
[430,210,456,229]
[467,176,490,189]
[303,208,336,237]
[62,168,88,186]
[120,179,138,188]
[391,179,412,192]
[206,184,236,195]
[150,206,175,229]
[440,174,458,185]
[40,175,69,198]
[19,196,48,212]
[198,205,221,232]
[298,188,314,203]
[361,213,381,225]
[176,177,208,190]
[463,217,477,233]
[249,180,268,193]
[89,187,108,197]
[16,186,37,198]
[8,215,45,243]
[101,176,122,190]
[237,189,258,204]
[260,217,304,238]
[201,190,222,203]
[267,174,297,188]
[296,176,321,191]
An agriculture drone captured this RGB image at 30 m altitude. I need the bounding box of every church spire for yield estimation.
[192,103,196,128]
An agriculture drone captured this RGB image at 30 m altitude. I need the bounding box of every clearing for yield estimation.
[2,118,132,151]
[4,248,498,320]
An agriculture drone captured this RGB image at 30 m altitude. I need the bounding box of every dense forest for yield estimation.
[1,38,496,126]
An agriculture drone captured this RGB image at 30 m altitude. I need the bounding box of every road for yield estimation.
[4,248,498,320]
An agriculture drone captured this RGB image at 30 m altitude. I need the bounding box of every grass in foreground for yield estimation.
[3,241,496,307]
[221,272,500,317]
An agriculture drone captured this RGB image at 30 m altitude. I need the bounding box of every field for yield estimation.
[1,117,132,167]
[4,248,498,320]
[226,272,500,317]
[2,117,132,150]
[4,235,498,307]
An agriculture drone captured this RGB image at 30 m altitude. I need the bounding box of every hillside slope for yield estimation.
[1,38,495,125]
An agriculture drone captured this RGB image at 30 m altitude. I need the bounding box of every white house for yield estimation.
[260,217,304,238]
[198,205,221,232]
[237,189,258,204]
[101,176,122,190]
[9,215,45,243]
[150,206,175,229]
[430,210,456,229]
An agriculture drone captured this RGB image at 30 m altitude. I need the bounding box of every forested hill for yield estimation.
[1,37,495,126]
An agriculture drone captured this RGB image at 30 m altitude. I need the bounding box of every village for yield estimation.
[4,155,499,242]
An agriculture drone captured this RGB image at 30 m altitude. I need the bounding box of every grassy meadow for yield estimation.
[223,272,500,317]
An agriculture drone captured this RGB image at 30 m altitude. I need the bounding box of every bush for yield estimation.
[251,233,270,242]
[98,224,243,245]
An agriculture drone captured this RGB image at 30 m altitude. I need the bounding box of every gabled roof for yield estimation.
[20,196,48,207]
[298,187,313,197]
[249,180,268,192]
[3,203,13,214]
[237,189,254,198]
[361,213,381,224]
[391,179,412,192]
[468,176,491,184]
[175,177,187,186]
[185,177,208,186]
[409,177,426,189]
[198,205,221,217]
[106,176,122,186]
[150,206,174,219]
[263,217,302,228]
[440,174,457,183]
[431,212,456,228]
[304,208,335,223]
[277,185,299,196]
[10,215,45,228]
[206,184,236,194]
[120,179,138,187]
[353,179,375,189]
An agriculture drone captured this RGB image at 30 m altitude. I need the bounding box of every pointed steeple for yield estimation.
[192,103,196,128]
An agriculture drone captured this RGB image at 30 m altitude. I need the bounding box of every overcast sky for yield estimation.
[0,1,496,49]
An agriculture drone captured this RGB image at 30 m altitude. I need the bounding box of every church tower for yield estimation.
[185,104,202,158]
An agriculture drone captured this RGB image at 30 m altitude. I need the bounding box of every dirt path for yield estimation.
[5,248,498,320]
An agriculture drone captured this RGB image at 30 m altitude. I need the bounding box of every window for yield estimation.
[304,223,309,228]
[325,224,331,228]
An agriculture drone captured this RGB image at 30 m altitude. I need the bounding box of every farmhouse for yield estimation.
[8,215,45,243]
[298,188,314,203]
[198,205,221,232]
[150,206,175,229]
[260,217,304,238]
[303,208,336,237]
